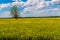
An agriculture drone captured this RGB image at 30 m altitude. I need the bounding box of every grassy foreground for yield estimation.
[0,18,60,40]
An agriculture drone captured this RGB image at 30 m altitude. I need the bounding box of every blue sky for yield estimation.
[0,0,60,17]
[0,0,27,4]
[0,0,12,4]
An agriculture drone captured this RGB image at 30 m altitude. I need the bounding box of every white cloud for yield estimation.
[52,0,60,2]
[20,8,60,17]
[0,0,60,10]
[0,3,11,10]
[12,1,25,7]
[52,0,60,5]
[0,0,60,17]
[20,0,60,17]
[1,8,60,17]
[0,0,25,10]
[0,11,11,18]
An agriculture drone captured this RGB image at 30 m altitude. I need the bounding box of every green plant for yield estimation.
[10,6,20,19]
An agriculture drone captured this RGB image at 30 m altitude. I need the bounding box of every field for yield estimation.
[0,18,60,40]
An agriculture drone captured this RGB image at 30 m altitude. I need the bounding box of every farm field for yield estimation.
[0,18,60,40]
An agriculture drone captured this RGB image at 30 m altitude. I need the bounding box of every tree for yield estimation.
[10,5,19,19]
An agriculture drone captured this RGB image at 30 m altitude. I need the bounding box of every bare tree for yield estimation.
[10,5,20,19]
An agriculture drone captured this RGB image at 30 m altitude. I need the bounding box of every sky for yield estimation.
[0,0,60,17]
